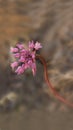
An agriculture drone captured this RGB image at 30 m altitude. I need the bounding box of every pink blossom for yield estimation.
[31,63,36,76]
[34,42,42,50]
[10,42,42,76]
[15,66,25,75]
[10,47,18,53]
[11,62,18,69]
[19,56,25,62]
[29,41,42,51]
[31,52,35,59]
[16,43,24,49]
[29,41,35,49]
[13,53,20,58]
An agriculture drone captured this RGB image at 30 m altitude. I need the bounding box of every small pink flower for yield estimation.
[31,52,35,59]
[10,47,18,53]
[29,41,35,49]
[31,63,36,76]
[34,42,42,50]
[16,43,24,49]
[29,41,42,51]
[15,66,25,75]
[13,53,20,58]
[11,62,18,69]
[19,56,25,62]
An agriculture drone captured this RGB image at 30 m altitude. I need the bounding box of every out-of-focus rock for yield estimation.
[0,92,19,111]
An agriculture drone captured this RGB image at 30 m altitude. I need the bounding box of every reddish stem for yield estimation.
[36,54,73,107]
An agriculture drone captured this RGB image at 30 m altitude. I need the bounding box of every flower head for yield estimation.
[29,41,42,50]
[10,41,42,76]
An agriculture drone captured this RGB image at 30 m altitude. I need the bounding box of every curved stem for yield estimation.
[36,54,73,107]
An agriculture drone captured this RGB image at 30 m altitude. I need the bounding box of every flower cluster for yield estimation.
[10,41,42,75]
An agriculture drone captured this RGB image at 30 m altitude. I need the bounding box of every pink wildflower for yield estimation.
[29,41,42,50]
[31,63,36,76]
[29,41,35,49]
[13,53,20,58]
[10,47,18,53]
[10,42,42,75]
[34,42,42,50]
[11,62,18,69]
[16,43,24,49]
[15,66,25,75]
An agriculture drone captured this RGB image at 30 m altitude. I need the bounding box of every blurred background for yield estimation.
[0,0,73,130]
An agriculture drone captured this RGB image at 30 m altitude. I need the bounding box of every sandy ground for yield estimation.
[0,109,73,130]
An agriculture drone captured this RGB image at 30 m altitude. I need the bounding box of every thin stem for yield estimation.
[36,54,73,107]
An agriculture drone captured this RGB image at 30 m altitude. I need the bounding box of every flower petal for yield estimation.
[11,62,18,69]
[34,42,42,50]
[29,41,35,50]
[16,43,24,49]
[31,63,36,76]
[10,47,18,53]
[15,66,24,74]
[13,53,20,58]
